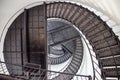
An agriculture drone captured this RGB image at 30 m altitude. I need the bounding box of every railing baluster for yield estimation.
[0,60,92,80]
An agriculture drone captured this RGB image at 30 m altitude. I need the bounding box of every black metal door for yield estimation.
[3,4,47,75]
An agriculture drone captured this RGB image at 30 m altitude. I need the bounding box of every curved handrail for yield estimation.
[74,26,102,80]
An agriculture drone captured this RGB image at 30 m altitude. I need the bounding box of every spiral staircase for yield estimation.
[46,2,120,79]
[0,1,120,80]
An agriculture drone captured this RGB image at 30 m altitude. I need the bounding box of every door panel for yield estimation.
[3,4,47,75]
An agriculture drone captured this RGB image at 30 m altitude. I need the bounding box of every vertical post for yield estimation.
[89,76,92,80]
[23,9,30,63]
[20,28,24,74]
[44,2,47,80]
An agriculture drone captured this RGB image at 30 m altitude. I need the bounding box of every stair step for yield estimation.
[79,14,94,28]
[74,54,82,59]
[90,34,112,44]
[71,61,79,69]
[72,57,80,63]
[76,40,82,43]
[86,27,107,39]
[94,37,118,50]
[101,55,120,67]
[103,68,120,77]
[75,52,83,57]
[64,4,75,19]
[60,3,68,18]
[66,68,73,73]
[56,3,63,17]
[75,11,89,27]
[93,35,116,44]
[84,22,105,35]
[72,59,80,66]
[82,17,100,32]
[62,3,70,18]
[84,18,100,32]
[96,44,120,58]
[47,4,50,17]
[71,63,79,71]
[55,3,62,17]
[87,29,111,41]
[69,65,76,73]
[76,44,82,47]
[73,54,82,59]
[75,50,83,53]
[67,5,79,20]
[51,3,55,17]
[52,3,58,17]
[71,8,85,24]
[50,4,54,17]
